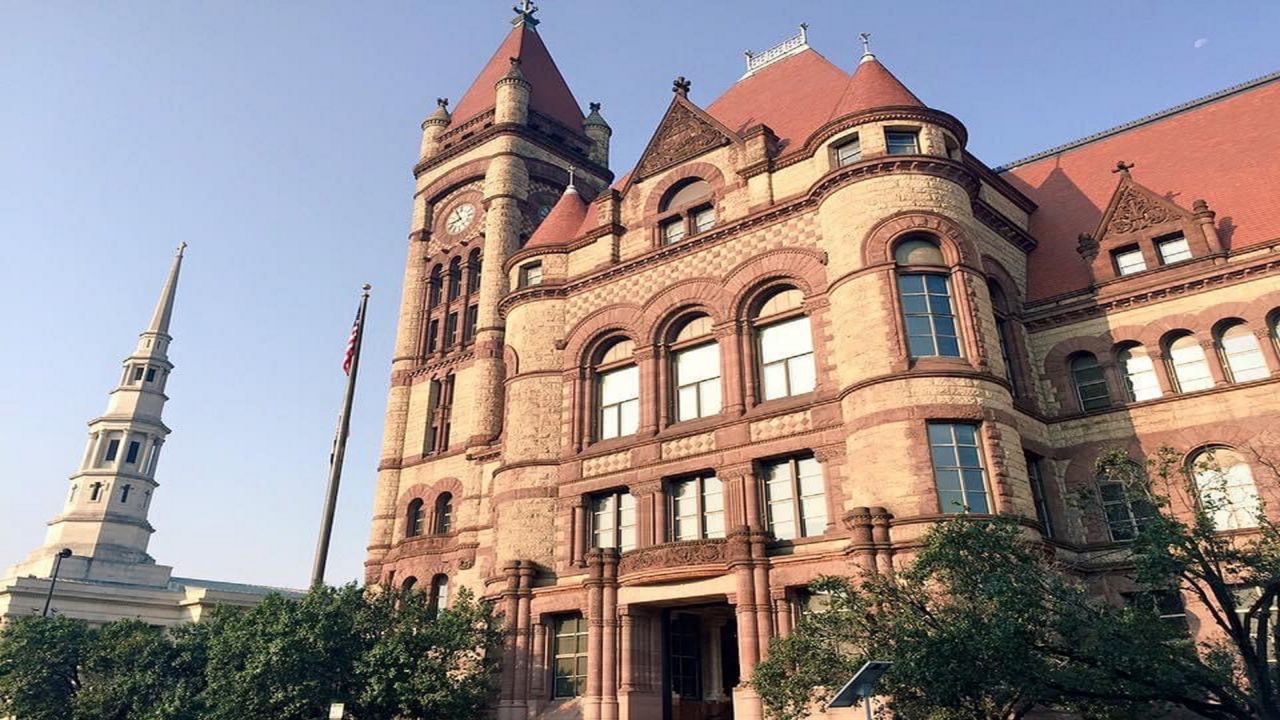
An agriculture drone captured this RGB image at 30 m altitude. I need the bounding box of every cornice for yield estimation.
[414,115,611,183]
[971,198,1037,252]
[390,350,477,387]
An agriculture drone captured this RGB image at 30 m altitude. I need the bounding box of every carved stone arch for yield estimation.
[723,247,828,319]
[641,162,731,220]
[862,212,981,269]
[1155,325,1199,352]
[561,305,643,371]
[637,278,731,344]
[981,256,1024,313]
[1105,325,1155,352]
[1044,335,1114,371]
[422,158,492,205]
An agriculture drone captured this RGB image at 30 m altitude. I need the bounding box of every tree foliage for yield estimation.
[0,583,500,720]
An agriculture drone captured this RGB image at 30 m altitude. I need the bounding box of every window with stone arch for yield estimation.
[591,336,640,441]
[1190,446,1261,531]
[665,313,722,423]
[1114,342,1162,402]
[1215,320,1269,384]
[987,279,1024,397]
[421,252,481,358]
[657,177,715,245]
[401,576,418,593]
[1163,331,1213,393]
[433,492,454,535]
[1269,309,1280,359]
[406,498,425,538]
[894,234,961,359]
[1097,461,1157,542]
[1068,351,1111,412]
[428,264,443,309]
[750,286,816,402]
[428,574,450,615]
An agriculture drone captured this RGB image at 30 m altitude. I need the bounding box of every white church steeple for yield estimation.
[10,245,187,586]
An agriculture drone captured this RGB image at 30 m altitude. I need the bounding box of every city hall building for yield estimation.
[364,7,1280,719]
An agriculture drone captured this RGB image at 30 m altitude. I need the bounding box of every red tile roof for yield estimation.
[828,55,924,118]
[1002,75,1280,301]
[705,49,850,151]
[524,185,588,250]
[451,25,585,133]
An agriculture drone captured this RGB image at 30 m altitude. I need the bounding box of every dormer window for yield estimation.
[519,261,543,288]
[657,177,714,246]
[1156,233,1192,265]
[885,129,920,155]
[834,135,862,166]
[1112,245,1147,276]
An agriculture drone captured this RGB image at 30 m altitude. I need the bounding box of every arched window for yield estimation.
[428,574,450,615]
[1098,462,1157,542]
[658,178,715,244]
[428,264,443,309]
[752,288,816,401]
[1115,343,1161,402]
[447,257,463,302]
[1069,352,1110,412]
[1217,322,1268,383]
[1166,333,1213,393]
[988,281,1022,397]
[467,249,482,294]
[895,236,960,358]
[594,338,640,440]
[401,576,417,593]
[433,493,454,534]
[1191,447,1261,530]
[669,315,721,422]
[406,499,425,538]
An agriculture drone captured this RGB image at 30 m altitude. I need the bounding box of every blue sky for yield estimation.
[2,1,1276,588]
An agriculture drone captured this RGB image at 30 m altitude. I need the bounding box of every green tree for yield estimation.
[72,619,207,720]
[0,614,91,720]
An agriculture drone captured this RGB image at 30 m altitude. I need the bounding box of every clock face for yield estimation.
[445,203,476,235]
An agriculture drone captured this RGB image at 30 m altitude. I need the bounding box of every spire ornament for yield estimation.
[859,32,875,63]
[672,76,691,97]
[1113,160,1135,175]
[512,0,539,28]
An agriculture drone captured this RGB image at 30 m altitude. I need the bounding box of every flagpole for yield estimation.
[311,283,371,587]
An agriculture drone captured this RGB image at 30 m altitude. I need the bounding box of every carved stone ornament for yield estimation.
[1076,233,1100,262]
[617,539,727,575]
[1106,185,1176,234]
[633,101,733,181]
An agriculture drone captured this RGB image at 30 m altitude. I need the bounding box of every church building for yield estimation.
[364,6,1280,719]
[1,246,294,626]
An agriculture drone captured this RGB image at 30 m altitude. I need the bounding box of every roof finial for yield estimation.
[177,241,187,258]
[799,23,808,45]
[512,0,540,28]
[566,165,578,194]
[859,32,875,63]
[672,76,691,97]
[436,97,449,110]
[1113,160,1135,175]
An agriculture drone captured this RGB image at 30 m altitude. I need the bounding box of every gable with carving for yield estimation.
[632,100,735,181]
[1106,184,1179,234]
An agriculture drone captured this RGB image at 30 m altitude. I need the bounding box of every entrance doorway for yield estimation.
[663,604,738,720]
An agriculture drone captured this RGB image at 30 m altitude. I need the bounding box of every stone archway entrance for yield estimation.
[663,604,738,720]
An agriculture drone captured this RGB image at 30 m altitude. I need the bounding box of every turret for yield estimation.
[419,98,451,160]
[584,102,611,168]
[495,57,532,125]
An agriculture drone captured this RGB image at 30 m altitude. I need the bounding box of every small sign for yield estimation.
[328,703,345,719]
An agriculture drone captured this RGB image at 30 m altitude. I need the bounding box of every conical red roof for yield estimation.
[451,24,585,133]
[524,185,588,250]
[706,48,849,149]
[828,54,924,119]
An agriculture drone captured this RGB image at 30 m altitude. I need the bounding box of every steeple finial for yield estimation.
[672,76,691,97]
[146,244,186,337]
[859,32,875,63]
[1113,160,1135,175]
[512,0,539,28]
[566,165,577,193]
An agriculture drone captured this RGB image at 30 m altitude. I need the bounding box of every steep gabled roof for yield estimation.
[630,93,739,183]
[705,48,849,150]
[1002,73,1280,300]
[827,53,924,119]
[524,184,588,250]
[451,24,585,133]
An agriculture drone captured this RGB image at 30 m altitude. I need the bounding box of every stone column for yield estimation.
[772,588,793,639]
[530,621,547,710]
[618,605,637,693]
[601,550,620,720]
[751,530,773,658]
[571,497,587,566]
[845,506,876,573]
[728,527,759,674]
[716,322,746,417]
[704,616,727,700]
[513,564,535,712]
[1201,339,1230,386]
[584,550,605,720]
[633,480,664,547]
[1255,328,1280,375]
[870,507,895,577]
[496,563,523,720]
[1150,351,1177,396]
[656,344,672,429]
[636,346,659,437]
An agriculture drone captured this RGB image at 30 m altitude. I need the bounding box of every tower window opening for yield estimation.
[131,366,144,383]
[103,439,121,463]
[1113,245,1147,276]
[885,129,920,155]
[145,367,157,382]
[120,484,132,504]
[125,441,142,464]
[834,135,861,166]
[90,482,104,502]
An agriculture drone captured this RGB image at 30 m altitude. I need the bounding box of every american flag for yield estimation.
[342,309,361,375]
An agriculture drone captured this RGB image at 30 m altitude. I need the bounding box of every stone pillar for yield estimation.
[633,480,664,546]
[844,506,876,572]
[618,605,637,693]
[751,530,773,658]
[655,344,672,429]
[601,550,620,720]
[513,564,535,712]
[1201,339,1230,386]
[1255,328,1280,375]
[772,589,793,639]
[870,507,895,577]
[716,322,746,416]
[636,346,659,437]
[584,550,605,720]
[704,616,727,700]
[572,498,587,566]
[496,563,523,720]
[1193,199,1223,253]
[530,621,547,711]
[728,527,759,675]
[1150,351,1177,396]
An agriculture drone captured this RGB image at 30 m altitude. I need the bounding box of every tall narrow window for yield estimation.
[669,615,702,699]
[1116,344,1161,402]
[1156,233,1193,265]
[669,474,725,541]
[753,288,816,401]
[518,261,543,288]
[428,265,443,309]
[434,492,454,534]
[426,319,439,353]
[989,281,1022,397]
[428,574,450,615]
[594,339,639,440]
[885,129,920,155]
[1191,447,1260,531]
[467,249,482,293]
[552,615,588,698]
[444,312,458,347]
[401,576,417,593]
[1070,353,1111,412]
[895,237,960,358]
[103,437,121,464]
[425,376,454,454]
[406,499,424,538]
[670,315,721,422]
[1025,453,1053,537]
[463,305,478,344]
[834,135,861,166]
[132,366,145,383]
[145,367,156,383]
[1167,334,1213,392]
[90,482,104,502]
[661,217,686,245]
[591,490,637,551]
[691,206,715,234]
[1098,463,1156,542]
[762,456,827,540]
[1113,246,1147,276]
[928,422,989,514]
[1219,323,1268,383]
[447,257,462,301]
[119,484,132,504]
[125,440,141,465]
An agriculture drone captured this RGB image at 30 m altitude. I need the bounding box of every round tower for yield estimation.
[584,102,612,168]
[419,98,451,161]
[495,57,531,125]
